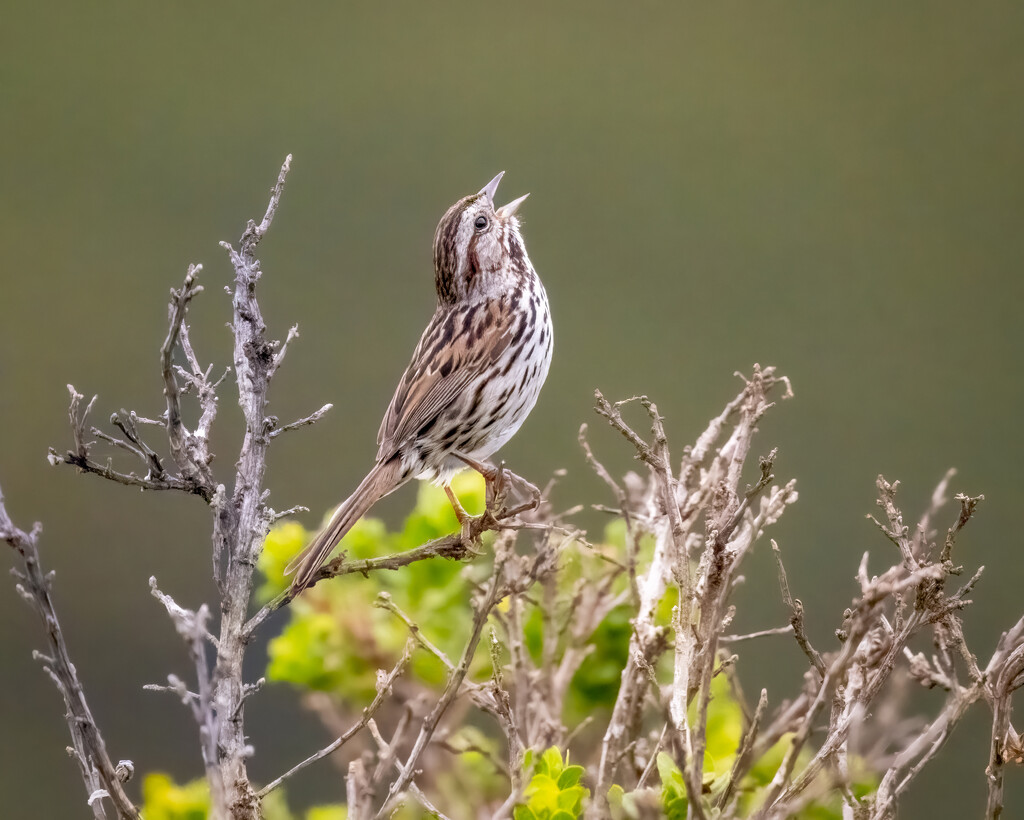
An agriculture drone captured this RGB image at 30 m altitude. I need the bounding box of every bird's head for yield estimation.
[433,172,531,304]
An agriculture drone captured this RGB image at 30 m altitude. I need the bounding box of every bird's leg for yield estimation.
[455,453,502,484]
[444,483,470,524]
[444,483,478,552]
[455,454,509,516]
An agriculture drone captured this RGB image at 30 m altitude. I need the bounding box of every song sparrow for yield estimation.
[287,172,553,593]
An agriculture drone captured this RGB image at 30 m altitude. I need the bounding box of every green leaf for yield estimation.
[656,753,684,790]
[656,753,689,819]
[557,765,584,789]
[524,773,561,806]
[261,789,295,820]
[542,747,564,775]
[557,786,585,810]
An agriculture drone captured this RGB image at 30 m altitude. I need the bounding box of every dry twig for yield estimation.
[0,484,141,819]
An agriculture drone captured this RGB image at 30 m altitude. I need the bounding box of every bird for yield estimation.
[286,172,553,594]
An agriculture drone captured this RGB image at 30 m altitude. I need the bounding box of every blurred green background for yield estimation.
[1,2,1022,817]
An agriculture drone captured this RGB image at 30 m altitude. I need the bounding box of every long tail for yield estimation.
[286,458,405,594]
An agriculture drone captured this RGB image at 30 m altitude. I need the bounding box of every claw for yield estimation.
[453,452,543,520]
[487,461,509,510]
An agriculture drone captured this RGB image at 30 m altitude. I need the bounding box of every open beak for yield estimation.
[496,193,529,219]
[478,171,505,204]
[479,172,528,218]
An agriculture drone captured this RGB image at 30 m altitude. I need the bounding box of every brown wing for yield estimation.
[376,299,516,461]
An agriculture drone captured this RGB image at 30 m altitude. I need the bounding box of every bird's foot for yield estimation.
[445,483,485,554]
[458,520,484,555]
[503,472,542,518]
[455,453,541,514]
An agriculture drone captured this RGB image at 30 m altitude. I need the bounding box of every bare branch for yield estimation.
[375,593,456,671]
[268,403,333,439]
[269,324,299,379]
[258,640,414,799]
[197,153,293,818]
[1,483,141,819]
[47,386,206,495]
[268,504,310,523]
[149,579,219,778]
[717,688,769,811]
[985,642,1024,819]
[366,719,455,820]
[578,422,627,507]
[376,534,516,817]
[346,758,373,820]
[772,539,826,678]
[943,492,984,565]
[161,264,217,495]
[720,625,796,643]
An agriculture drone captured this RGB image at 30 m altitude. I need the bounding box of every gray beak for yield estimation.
[496,193,529,219]
[478,171,505,204]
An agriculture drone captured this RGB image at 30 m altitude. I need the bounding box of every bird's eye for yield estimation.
[474,215,488,230]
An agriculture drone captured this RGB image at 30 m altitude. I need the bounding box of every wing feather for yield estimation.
[376,299,516,461]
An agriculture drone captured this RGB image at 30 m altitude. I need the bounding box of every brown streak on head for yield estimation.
[433,195,478,305]
[464,233,481,291]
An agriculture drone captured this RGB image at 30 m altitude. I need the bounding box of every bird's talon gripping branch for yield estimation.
[505,491,542,520]
[462,534,485,557]
[481,508,504,530]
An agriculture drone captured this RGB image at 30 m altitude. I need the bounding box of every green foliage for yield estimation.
[515,747,590,820]
[564,602,632,718]
[697,675,744,780]
[656,753,689,819]
[260,472,487,700]
[140,774,209,820]
[258,488,876,818]
[522,519,658,725]
[305,808,348,820]
[258,521,315,603]
[607,678,877,818]
[139,774,301,820]
[259,483,655,724]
